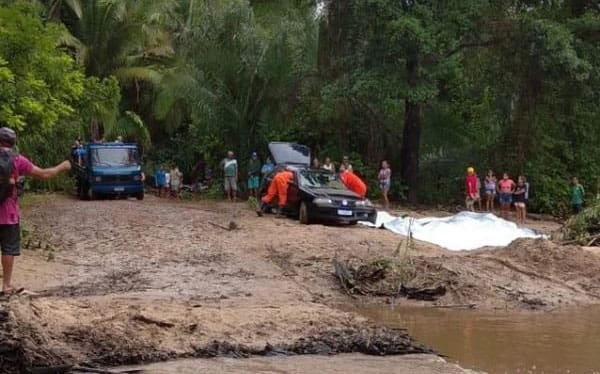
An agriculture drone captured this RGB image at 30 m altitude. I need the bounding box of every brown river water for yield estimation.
[353,304,600,374]
[112,305,600,374]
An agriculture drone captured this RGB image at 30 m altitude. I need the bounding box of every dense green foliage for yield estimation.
[1,0,600,212]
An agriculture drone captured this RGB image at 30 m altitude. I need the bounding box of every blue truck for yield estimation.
[72,143,144,200]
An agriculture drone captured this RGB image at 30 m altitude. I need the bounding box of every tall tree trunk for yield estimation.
[400,54,422,204]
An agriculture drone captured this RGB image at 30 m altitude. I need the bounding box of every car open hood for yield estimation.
[268,142,310,166]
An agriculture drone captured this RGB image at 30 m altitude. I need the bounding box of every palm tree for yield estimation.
[52,0,176,140]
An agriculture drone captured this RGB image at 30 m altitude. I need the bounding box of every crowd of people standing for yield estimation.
[216,150,393,209]
[465,168,530,223]
[465,167,586,223]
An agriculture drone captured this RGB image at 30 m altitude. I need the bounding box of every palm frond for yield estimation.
[112,66,163,84]
[105,111,151,148]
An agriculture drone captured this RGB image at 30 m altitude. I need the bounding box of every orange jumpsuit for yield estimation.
[341,170,367,198]
[262,170,294,207]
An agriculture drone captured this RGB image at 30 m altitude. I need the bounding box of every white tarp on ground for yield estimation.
[360,211,544,251]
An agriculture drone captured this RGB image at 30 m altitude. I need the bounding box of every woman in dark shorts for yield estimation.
[513,176,527,223]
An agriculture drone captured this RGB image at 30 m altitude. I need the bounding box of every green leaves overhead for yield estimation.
[0,3,84,131]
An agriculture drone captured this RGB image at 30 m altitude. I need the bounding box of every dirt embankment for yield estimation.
[0,195,592,372]
[336,239,600,310]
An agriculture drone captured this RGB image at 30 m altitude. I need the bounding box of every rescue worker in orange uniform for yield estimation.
[257,166,294,217]
[340,169,367,199]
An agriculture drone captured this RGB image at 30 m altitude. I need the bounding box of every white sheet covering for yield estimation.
[360,211,544,251]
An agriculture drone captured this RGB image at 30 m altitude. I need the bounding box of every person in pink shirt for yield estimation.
[497,172,516,219]
[0,127,71,295]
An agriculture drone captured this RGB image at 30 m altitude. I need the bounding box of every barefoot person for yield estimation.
[0,127,71,295]
[378,160,391,210]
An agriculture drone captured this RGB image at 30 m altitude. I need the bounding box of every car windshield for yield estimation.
[299,170,346,189]
[91,148,138,167]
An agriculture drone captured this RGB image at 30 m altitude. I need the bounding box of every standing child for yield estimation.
[571,177,585,214]
[378,160,391,210]
[484,170,497,211]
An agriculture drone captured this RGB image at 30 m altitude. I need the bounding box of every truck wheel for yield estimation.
[136,192,144,200]
[299,202,310,225]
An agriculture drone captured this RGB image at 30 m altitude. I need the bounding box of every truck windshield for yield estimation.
[299,170,345,189]
[91,148,138,167]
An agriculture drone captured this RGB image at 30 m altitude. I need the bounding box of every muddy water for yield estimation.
[352,305,600,374]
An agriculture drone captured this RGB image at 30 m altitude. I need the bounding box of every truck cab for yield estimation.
[73,143,144,200]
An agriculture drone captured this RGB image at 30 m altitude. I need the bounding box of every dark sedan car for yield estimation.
[259,142,377,224]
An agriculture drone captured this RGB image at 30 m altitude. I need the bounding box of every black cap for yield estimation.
[0,127,16,147]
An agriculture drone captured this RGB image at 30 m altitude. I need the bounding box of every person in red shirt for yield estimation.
[465,167,481,212]
[0,128,71,295]
[257,166,294,217]
[340,169,367,199]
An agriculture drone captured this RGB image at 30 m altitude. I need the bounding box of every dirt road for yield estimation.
[0,195,596,372]
[0,195,445,373]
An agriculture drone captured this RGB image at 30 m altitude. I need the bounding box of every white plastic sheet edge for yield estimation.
[360,211,545,251]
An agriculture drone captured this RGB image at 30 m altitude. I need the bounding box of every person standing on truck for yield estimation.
[221,151,238,202]
[247,152,261,200]
[0,127,71,295]
[257,166,294,217]
[340,169,367,199]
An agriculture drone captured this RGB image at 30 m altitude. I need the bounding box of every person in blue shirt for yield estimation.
[261,156,275,181]
[155,167,166,198]
[75,143,85,165]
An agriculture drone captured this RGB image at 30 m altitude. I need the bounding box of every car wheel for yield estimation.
[299,202,310,225]
[349,221,358,226]
[87,186,96,201]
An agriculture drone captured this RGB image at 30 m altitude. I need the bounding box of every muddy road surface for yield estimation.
[0,195,595,372]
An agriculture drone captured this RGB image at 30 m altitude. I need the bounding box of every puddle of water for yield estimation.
[352,304,600,374]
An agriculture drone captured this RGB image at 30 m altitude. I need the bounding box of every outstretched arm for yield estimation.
[28,161,71,180]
